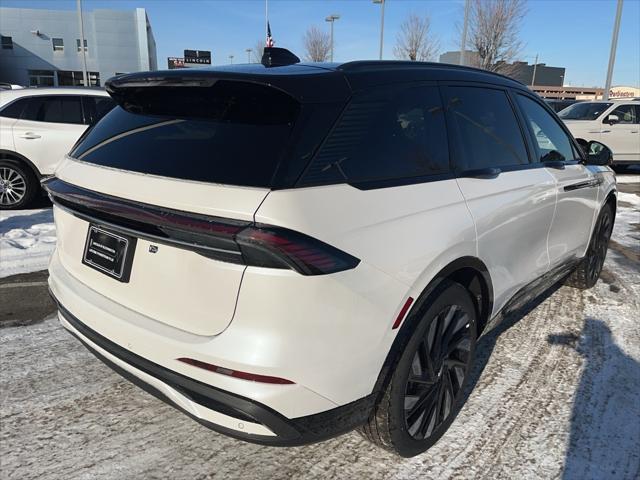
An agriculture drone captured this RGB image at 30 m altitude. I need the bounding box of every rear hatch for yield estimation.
[47,68,350,336]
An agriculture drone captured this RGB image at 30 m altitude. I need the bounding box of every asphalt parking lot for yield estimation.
[1,174,639,480]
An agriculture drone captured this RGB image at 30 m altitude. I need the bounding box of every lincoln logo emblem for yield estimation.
[149,245,158,253]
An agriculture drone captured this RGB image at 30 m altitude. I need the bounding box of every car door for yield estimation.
[514,93,600,266]
[12,95,88,175]
[443,85,557,314]
[601,104,640,163]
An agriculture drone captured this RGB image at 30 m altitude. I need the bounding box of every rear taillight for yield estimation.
[177,358,294,384]
[44,178,360,276]
[237,226,359,275]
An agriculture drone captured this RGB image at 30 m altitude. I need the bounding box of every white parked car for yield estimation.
[0,87,115,208]
[559,99,640,167]
[46,50,617,457]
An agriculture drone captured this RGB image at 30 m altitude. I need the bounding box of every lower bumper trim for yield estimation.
[51,293,376,446]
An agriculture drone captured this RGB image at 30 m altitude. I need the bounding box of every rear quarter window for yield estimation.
[71,81,300,188]
[299,85,450,187]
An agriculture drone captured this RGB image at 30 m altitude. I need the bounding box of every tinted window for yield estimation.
[22,96,83,124]
[0,98,28,118]
[559,102,612,120]
[1,36,12,50]
[517,94,578,163]
[81,96,116,125]
[607,104,638,124]
[444,86,528,170]
[300,85,449,186]
[72,82,300,188]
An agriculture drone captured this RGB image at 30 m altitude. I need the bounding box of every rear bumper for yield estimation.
[52,295,376,446]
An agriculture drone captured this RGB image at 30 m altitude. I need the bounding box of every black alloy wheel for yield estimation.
[359,280,477,457]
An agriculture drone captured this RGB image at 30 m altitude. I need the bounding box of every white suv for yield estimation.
[559,99,640,167]
[0,87,114,208]
[46,50,617,457]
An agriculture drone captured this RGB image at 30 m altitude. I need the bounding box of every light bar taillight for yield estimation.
[43,178,360,276]
[177,358,294,385]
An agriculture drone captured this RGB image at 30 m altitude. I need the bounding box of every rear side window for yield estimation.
[0,98,28,118]
[72,81,299,188]
[81,96,116,125]
[443,86,528,170]
[300,85,450,187]
[516,94,579,163]
[22,96,84,124]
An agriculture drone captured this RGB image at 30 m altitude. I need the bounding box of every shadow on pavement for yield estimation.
[548,318,640,480]
[0,208,53,234]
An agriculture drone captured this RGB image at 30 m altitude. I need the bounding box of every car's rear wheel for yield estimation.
[359,281,477,457]
[0,160,38,210]
[566,203,614,290]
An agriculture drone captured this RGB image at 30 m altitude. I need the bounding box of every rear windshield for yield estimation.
[71,81,299,188]
[558,102,612,120]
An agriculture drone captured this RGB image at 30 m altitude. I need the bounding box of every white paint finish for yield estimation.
[232,262,409,405]
[0,88,110,175]
[12,118,87,175]
[455,169,557,314]
[54,157,269,221]
[48,252,340,418]
[254,180,476,288]
[562,100,640,164]
[58,313,276,437]
[53,206,245,336]
[545,165,600,265]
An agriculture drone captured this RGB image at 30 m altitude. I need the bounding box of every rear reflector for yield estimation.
[177,358,295,385]
[392,297,414,330]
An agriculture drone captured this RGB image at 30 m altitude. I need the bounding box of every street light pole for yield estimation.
[531,53,539,88]
[76,0,89,87]
[459,0,470,66]
[373,0,385,60]
[603,0,624,100]
[325,14,340,62]
[246,48,252,63]
[229,55,234,64]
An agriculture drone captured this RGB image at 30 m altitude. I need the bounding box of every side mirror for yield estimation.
[606,114,619,125]
[582,140,613,166]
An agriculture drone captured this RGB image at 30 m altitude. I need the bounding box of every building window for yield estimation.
[52,38,64,52]
[1,36,13,50]
[28,70,55,87]
[76,39,87,52]
[57,70,100,87]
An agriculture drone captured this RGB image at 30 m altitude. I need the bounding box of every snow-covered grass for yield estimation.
[0,208,56,278]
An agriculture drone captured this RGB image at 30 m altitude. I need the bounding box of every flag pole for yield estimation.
[265,0,268,39]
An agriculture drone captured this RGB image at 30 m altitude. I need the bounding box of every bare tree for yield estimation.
[303,26,331,62]
[393,14,440,61]
[252,40,265,63]
[468,0,526,73]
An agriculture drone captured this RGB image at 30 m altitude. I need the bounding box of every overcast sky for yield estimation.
[2,0,639,87]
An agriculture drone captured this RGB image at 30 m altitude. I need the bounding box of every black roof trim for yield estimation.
[338,60,526,87]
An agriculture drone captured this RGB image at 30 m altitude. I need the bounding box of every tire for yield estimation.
[359,280,477,457]
[565,203,614,290]
[0,160,38,210]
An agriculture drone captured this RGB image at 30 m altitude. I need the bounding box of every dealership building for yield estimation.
[0,6,157,87]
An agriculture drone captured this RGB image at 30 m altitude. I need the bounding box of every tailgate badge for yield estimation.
[149,245,159,254]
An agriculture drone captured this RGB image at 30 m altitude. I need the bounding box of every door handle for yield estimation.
[601,130,611,133]
[544,161,566,170]
[461,167,501,179]
[18,132,41,139]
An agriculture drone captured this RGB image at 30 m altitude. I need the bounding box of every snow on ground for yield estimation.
[0,180,638,480]
[0,208,55,278]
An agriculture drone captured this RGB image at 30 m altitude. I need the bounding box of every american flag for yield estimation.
[266,21,274,47]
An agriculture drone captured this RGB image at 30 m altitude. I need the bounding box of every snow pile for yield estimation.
[0,209,56,278]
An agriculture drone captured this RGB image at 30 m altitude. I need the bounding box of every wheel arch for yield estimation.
[0,149,42,179]
[371,256,493,396]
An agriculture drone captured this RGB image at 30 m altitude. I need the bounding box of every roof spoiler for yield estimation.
[261,47,300,67]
